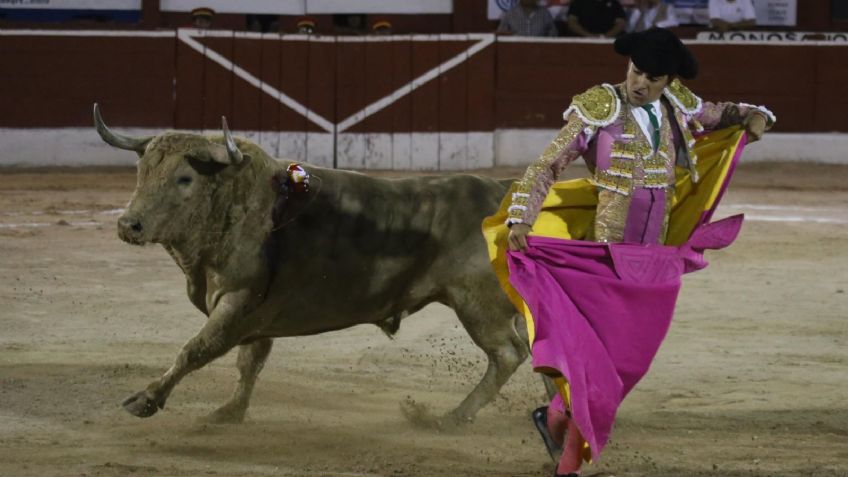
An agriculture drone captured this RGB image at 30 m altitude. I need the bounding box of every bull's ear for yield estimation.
[195,116,250,166]
[206,143,236,166]
[187,152,229,176]
[187,117,250,169]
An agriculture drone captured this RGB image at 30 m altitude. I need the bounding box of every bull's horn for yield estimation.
[221,116,243,165]
[93,103,152,154]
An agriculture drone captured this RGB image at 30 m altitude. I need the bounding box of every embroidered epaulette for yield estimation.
[663,79,703,115]
[563,83,621,127]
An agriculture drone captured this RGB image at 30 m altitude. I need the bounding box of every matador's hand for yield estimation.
[507,223,532,252]
[745,113,767,142]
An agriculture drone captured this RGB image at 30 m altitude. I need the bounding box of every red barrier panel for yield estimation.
[0,34,174,128]
[467,37,495,131]
[231,37,263,131]
[495,41,622,129]
[1,31,846,135]
[494,40,848,133]
[685,44,815,133]
[814,47,848,132]
[200,35,235,131]
[175,33,204,130]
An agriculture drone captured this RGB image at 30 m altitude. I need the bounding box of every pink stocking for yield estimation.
[555,415,586,475]
[546,403,568,447]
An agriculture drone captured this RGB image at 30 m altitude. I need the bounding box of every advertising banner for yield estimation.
[696,30,847,42]
[160,0,452,15]
[752,0,797,26]
[0,0,140,9]
[0,0,140,21]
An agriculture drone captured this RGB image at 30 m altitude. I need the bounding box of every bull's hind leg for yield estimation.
[445,292,529,424]
[204,337,274,423]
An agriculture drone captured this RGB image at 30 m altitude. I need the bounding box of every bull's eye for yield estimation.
[177,176,193,186]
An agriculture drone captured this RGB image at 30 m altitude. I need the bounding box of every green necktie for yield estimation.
[641,104,660,153]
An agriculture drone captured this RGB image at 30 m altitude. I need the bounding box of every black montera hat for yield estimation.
[614,28,698,79]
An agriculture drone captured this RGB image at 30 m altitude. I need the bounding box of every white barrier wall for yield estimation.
[1,128,846,168]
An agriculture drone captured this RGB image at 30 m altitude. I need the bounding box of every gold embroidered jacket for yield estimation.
[506,80,775,241]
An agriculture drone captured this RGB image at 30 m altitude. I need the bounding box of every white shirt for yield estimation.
[627,4,679,32]
[630,99,663,151]
[708,0,756,23]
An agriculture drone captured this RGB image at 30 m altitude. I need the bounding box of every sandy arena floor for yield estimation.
[0,163,846,477]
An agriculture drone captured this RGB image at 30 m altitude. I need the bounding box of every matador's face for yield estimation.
[625,61,670,107]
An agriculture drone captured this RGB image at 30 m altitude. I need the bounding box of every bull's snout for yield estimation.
[117,215,145,244]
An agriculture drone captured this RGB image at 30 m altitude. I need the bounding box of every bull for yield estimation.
[94,104,530,426]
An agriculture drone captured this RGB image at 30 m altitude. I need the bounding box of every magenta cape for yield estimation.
[506,215,742,459]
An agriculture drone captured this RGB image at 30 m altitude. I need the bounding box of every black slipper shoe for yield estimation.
[532,406,564,463]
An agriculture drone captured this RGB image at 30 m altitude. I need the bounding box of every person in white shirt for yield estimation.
[628,0,679,32]
[708,0,756,33]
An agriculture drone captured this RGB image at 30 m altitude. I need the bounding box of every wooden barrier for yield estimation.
[1,30,846,168]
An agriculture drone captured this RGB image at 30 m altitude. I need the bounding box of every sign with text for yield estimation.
[674,0,797,26]
[0,0,139,9]
[696,30,848,42]
[160,0,452,15]
[752,0,797,26]
[160,0,303,14]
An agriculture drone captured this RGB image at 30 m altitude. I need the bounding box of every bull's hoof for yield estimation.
[201,403,246,424]
[121,390,162,418]
[399,398,472,431]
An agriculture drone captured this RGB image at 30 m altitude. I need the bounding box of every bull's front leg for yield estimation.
[122,290,257,418]
[203,337,273,423]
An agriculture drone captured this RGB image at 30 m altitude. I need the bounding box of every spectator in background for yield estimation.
[567,0,627,38]
[497,0,558,37]
[628,0,679,32]
[190,7,214,29]
[709,0,756,33]
[553,5,572,36]
[334,13,368,35]
[295,17,316,34]
[674,0,711,26]
[371,18,393,35]
[246,14,279,33]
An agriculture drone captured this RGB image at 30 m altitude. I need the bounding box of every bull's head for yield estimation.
[94,103,248,246]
